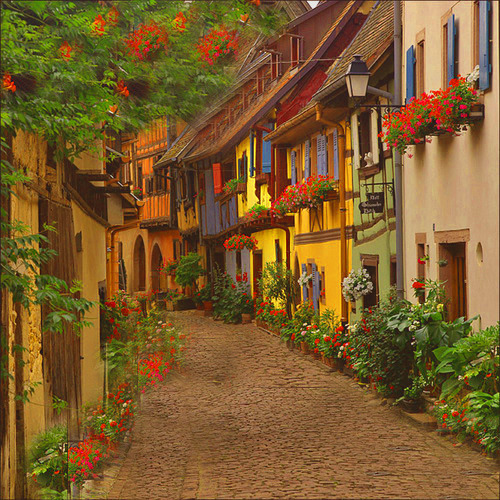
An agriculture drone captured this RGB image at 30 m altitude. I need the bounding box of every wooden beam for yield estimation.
[76,171,110,181]
[94,185,130,194]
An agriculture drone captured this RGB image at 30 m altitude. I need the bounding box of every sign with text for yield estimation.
[359,192,385,214]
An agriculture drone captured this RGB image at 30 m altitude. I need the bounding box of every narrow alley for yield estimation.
[107,313,499,500]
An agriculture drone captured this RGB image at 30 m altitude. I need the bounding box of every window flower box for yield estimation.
[236,182,246,193]
[381,73,481,155]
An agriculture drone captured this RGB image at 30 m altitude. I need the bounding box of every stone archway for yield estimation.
[151,243,163,292]
[133,236,146,291]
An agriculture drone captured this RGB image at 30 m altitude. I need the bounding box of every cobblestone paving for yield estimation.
[108,312,500,499]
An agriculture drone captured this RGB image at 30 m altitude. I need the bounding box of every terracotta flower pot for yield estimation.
[300,342,309,354]
[196,303,204,311]
[241,313,252,324]
[203,300,213,311]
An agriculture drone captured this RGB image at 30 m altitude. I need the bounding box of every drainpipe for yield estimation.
[393,0,404,300]
[315,103,348,322]
[106,220,139,297]
[271,223,291,270]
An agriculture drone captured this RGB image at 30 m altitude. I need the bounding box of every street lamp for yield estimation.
[345,54,370,99]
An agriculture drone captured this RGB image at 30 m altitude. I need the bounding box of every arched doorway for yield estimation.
[151,243,163,292]
[133,236,146,291]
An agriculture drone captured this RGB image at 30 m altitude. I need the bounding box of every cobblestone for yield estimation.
[107,313,499,499]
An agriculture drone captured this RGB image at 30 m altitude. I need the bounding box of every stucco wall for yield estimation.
[402,0,499,327]
[72,202,105,403]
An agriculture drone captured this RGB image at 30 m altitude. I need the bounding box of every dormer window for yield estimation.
[290,35,303,68]
[271,52,282,80]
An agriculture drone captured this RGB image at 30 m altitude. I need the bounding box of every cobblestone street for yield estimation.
[108,313,499,499]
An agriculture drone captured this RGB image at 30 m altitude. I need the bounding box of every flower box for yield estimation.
[467,103,484,122]
[236,182,246,194]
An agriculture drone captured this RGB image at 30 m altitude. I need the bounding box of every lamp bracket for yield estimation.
[360,180,394,196]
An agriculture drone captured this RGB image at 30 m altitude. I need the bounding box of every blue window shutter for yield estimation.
[301,263,308,301]
[262,130,271,173]
[406,45,416,102]
[291,151,296,185]
[447,15,456,84]
[479,1,491,90]
[312,263,319,311]
[333,128,339,181]
[318,135,327,176]
[304,140,311,179]
[249,132,255,177]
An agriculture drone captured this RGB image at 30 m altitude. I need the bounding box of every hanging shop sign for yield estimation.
[359,191,385,214]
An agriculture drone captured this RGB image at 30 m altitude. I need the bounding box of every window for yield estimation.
[390,256,397,287]
[274,239,281,264]
[358,111,371,166]
[416,38,425,96]
[473,1,480,68]
[361,255,379,308]
[474,0,492,90]
[238,152,247,180]
[290,36,303,68]
[271,52,282,80]
[255,130,263,176]
[198,172,206,204]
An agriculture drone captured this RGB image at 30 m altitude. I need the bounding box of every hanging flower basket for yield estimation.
[223,234,257,252]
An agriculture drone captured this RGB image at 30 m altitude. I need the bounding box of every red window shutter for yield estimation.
[213,163,222,194]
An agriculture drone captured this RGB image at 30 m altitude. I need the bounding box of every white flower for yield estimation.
[466,65,480,83]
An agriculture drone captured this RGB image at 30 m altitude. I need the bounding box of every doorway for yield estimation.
[253,251,263,298]
[438,242,467,320]
[151,243,163,292]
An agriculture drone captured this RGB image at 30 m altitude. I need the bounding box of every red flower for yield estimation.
[442,413,448,420]
[59,41,73,61]
[2,74,16,92]
[412,281,425,289]
[107,6,119,26]
[121,308,129,316]
[91,14,106,36]
[116,80,129,97]
[173,11,187,32]
[314,347,319,353]
[335,325,344,333]
[452,411,459,417]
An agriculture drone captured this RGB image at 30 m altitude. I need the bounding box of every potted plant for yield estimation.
[342,268,374,303]
[398,376,425,413]
[223,234,258,252]
[197,284,213,312]
[174,252,204,293]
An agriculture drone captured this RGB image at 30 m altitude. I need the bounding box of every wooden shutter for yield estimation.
[312,262,319,311]
[447,15,456,84]
[291,150,296,185]
[249,133,255,177]
[406,45,416,102]
[262,130,272,173]
[317,135,327,176]
[304,140,311,179]
[333,128,339,180]
[370,110,380,166]
[301,263,308,301]
[479,1,491,90]
[213,163,222,194]
[350,114,360,170]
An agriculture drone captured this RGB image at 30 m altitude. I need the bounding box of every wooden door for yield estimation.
[253,251,263,298]
[439,242,467,320]
[39,199,81,431]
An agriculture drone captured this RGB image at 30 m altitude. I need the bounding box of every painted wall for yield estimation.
[402,0,499,327]
[72,202,105,403]
[291,120,353,318]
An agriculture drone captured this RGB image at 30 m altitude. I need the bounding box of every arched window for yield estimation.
[151,243,163,292]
